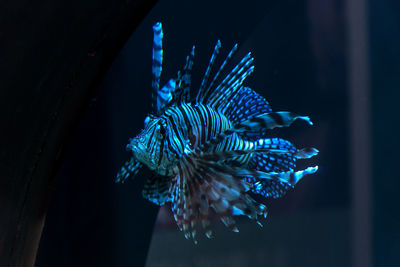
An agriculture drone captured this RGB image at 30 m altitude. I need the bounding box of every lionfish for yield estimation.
[116,22,318,242]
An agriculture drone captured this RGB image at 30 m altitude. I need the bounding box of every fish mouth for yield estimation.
[127,138,156,168]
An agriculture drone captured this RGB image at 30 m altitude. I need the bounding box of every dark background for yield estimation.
[37,0,349,266]
[1,0,398,266]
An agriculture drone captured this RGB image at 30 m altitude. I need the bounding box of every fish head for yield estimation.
[127,114,178,175]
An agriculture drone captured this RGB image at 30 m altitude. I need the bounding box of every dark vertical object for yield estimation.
[369,1,400,266]
[0,0,158,266]
[347,0,373,267]
[346,0,372,266]
[306,0,349,209]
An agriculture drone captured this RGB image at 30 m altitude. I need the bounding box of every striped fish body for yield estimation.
[116,22,319,242]
[131,102,251,175]
[163,103,249,161]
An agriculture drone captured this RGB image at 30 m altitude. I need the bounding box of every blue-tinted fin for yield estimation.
[197,40,221,103]
[295,147,319,159]
[157,79,176,112]
[255,138,298,171]
[142,174,172,206]
[200,138,294,162]
[244,166,318,198]
[246,138,318,198]
[174,45,195,104]
[201,43,238,103]
[249,152,296,172]
[195,157,309,188]
[247,178,292,199]
[236,166,318,186]
[169,157,269,240]
[200,147,287,162]
[230,111,313,133]
[115,157,142,183]
[249,138,298,172]
[152,22,163,113]
[207,52,254,109]
[288,166,318,184]
[223,87,272,124]
[255,138,297,155]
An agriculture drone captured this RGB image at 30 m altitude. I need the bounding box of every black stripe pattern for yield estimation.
[116,22,319,243]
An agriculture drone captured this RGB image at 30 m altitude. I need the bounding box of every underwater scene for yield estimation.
[36,0,400,266]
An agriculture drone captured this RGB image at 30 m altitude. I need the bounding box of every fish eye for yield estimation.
[159,125,166,135]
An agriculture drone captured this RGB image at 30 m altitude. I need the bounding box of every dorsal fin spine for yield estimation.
[178,45,195,104]
[201,43,238,103]
[197,40,221,103]
[220,66,255,113]
[210,52,252,102]
[152,22,163,113]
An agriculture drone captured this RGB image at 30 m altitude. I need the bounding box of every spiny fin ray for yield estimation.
[152,22,164,113]
[230,112,313,133]
[115,157,141,183]
[142,174,172,205]
[197,40,221,102]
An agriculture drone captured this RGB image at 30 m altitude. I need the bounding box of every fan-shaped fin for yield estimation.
[115,157,141,183]
[170,156,267,242]
[199,137,295,162]
[249,138,298,170]
[247,178,293,199]
[245,139,318,198]
[245,165,318,199]
[228,111,313,134]
[223,87,272,124]
[142,174,172,205]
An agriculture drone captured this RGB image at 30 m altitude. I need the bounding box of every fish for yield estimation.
[116,22,318,242]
